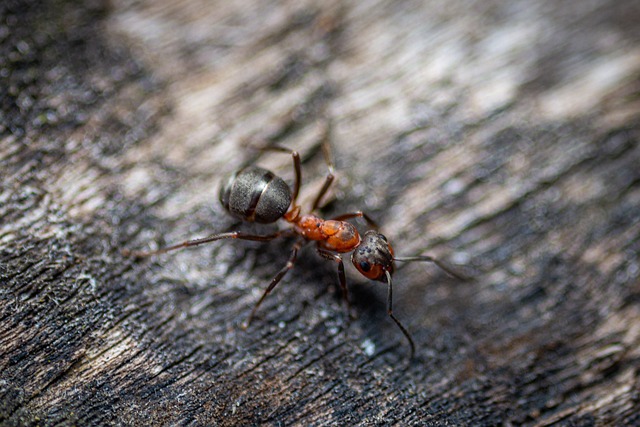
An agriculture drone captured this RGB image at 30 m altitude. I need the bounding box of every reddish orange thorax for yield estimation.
[293,214,361,253]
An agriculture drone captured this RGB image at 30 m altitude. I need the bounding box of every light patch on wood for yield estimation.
[465,21,541,115]
[26,327,155,413]
[121,167,155,197]
[48,161,105,220]
[538,49,640,119]
[0,192,51,242]
[433,184,526,241]
[562,172,606,203]
[581,222,639,276]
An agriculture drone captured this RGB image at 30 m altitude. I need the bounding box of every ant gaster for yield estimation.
[125,129,465,358]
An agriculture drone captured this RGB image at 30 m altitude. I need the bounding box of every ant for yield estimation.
[124,125,466,358]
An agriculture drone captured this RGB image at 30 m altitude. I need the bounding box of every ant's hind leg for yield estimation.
[251,145,302,204]
[243,239,304,328]
[317,249,354,319]
[123,231,285,258]
[311,120,336,211]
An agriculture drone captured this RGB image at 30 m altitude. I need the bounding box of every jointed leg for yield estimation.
[311,120,336,211]
[384,270,416,359]
[255,145,302,204]
[243,239,305,328]
[317,249,352,317]
[332,211,379,230]
[123,231,285,258]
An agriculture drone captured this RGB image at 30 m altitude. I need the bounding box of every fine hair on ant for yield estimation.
[124,121,467,358]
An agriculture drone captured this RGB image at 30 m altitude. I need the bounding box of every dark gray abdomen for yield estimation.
[219,167,292,223]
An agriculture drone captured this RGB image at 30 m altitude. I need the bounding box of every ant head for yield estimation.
[351,230,395,282]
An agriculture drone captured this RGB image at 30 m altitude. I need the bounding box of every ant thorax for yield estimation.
[293,214,361,253]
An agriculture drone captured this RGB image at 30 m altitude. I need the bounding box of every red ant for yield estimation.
[124,129,465,358]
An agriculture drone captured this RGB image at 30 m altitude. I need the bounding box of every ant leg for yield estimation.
[394,256,471,281]
[254,145,301,205]
[311,120,336,211]
[123,231,285,258]
[384,270,416,359]
[317,249,353,318]
[332,211,379,230]
[243,239,304,328]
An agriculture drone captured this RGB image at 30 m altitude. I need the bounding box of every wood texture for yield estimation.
[2,0,639,425]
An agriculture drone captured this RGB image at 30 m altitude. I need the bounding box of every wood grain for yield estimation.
[2,0,639,425]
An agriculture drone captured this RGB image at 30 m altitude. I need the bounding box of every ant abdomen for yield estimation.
[219,166,292,224]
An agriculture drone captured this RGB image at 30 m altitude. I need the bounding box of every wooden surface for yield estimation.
[2,0,640,425]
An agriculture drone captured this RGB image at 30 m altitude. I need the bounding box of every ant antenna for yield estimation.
[394,256,472,281]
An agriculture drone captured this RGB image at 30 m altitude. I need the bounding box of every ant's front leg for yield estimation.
[317,248,355,320]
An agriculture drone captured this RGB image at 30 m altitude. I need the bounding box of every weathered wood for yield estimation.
[2,0,639,425]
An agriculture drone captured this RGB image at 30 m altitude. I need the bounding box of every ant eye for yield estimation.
[359,261,371,272]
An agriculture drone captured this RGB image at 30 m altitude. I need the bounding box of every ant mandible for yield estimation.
[124,124,465,358]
